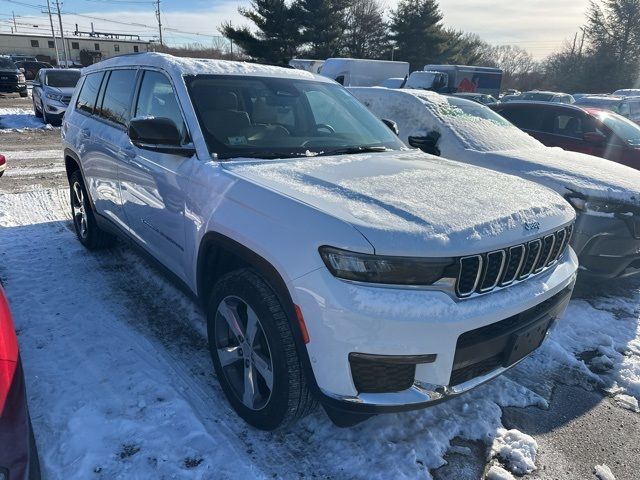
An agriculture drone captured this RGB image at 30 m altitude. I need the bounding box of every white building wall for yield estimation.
[0,33,150,64]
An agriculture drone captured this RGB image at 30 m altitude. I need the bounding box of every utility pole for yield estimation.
[155,0,163,47]
[12,11,17,32]
[45,0,61,66]
[54,0,69,67]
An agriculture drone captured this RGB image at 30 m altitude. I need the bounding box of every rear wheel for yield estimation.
[69,170,115,249]
[207,268,316,430]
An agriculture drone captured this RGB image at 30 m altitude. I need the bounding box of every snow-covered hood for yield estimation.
[223,150,574,257]
[44,85,75,96]
[481,147,640,207]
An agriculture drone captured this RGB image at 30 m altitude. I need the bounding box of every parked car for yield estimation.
[32,68,81,125]
[0,285,41,480]
[613,89,640,97]
[520,91,575,104]
[288,59,324,74]
[62,53,578,429]
[423,65,503,98]
[0,154,5,177]
[500,94,521,103]
[320,58,410,86]
[0,57,27,97]
[351,87,640,279]
[8,55,37,63]
[574,95,640,124]
[379,77,405,88]
[491,102,640,170]
[453,92,499,106]
[13,61,52,81]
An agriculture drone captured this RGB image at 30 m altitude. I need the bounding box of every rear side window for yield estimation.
[135,70,185,139]
[75,72,104,114]
[99,69,137,127]
[500,107,552,133]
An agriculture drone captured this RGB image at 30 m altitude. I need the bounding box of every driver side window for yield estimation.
[135,70,186,141]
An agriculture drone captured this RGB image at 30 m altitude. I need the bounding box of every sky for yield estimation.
[0,0,591,60]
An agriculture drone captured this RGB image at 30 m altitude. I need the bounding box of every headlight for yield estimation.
[319,246,454,285]
[46,92,65,101]
[17,73,25,82]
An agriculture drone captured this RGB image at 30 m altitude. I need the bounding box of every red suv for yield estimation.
[491,102,640,170]
[0,285,40,480]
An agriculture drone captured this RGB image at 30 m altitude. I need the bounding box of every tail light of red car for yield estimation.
[0,155,6,167]
[0,286,18,415]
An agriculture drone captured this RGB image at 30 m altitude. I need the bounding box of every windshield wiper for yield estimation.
[218,151,297,160]
[315,145,390,157]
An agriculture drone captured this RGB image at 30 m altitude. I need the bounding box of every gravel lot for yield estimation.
[1,93,639,479]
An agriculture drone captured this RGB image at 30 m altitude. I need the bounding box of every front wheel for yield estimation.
[207,268,316,430]
[69,170,115,249]
[33,97,42,118]
[19,90,28,98]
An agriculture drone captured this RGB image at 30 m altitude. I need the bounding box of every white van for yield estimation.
[289,58,325,74]
[320,58,409,87]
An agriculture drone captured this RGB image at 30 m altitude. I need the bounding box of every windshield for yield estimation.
[429,96,542,152]
[0,58,16,69]
[186,75,404,159]
[596,111,640,147]
[45,70,81,88]
[520,92,554,101]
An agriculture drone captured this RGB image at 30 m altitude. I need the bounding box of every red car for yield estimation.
[491,102,640,170]
[0,285,40,480]
[0,155,5,177]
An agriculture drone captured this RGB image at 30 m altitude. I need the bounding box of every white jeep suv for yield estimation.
[61,53,578,429]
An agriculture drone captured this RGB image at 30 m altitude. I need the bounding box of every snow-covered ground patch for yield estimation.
[0,188,638,479]
[594,463,617,480]
[0,107,55,132]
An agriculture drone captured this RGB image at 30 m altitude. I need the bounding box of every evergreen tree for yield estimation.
[220,0,301,65]
[342,0,390,59]
[389,0,449,70]
[295,0,350,59]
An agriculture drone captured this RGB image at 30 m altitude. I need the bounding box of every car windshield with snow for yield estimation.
[351,87,640,280]
[61,53,578,430]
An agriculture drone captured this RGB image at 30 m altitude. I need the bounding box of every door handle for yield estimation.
[80,128,91,139]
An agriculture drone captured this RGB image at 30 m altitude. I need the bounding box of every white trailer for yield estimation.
[319,58,410,87]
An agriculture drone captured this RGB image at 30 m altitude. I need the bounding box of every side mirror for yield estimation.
[583,131,607,145]
[128,117,195,156]
[381,118,399,136]
[408,131,441,156]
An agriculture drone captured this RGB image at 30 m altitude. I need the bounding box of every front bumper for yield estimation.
[42,99,68,119]
[0,83,27,93]
[572,211,640,278]
[291,248,578,411]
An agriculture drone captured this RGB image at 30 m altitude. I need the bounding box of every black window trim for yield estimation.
[132,67,192,145]
[74,71,107,117]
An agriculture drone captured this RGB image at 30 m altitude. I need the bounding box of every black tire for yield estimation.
[41,101,48,125]
[33,97,42,118]
[207,268,316,430]
[69,170,116,249]
[20,90,28,98]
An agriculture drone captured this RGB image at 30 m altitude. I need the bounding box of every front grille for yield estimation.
[0,73,18,82]
[455,224,572,298]
[449,287,573,386]
[349,355,415,393]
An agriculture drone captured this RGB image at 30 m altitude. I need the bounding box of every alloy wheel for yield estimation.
[72,181,88,239]
[214,295,274,410]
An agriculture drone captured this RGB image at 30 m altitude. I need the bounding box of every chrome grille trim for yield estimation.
[478,250,507,292]
[454,224,573,299]
[456,255,483,298]
[500,245,526,286]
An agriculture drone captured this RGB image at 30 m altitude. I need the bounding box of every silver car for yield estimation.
[32,68,81,126]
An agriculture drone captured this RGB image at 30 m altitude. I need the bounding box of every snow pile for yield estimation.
[613,393,639,412]
[490,428,538,475]
[594,464,617,480]
[226,150,573,255]
[486,464,515,480]
[0,107,54,132]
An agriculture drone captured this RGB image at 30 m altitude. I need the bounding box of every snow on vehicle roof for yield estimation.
[82,52,326,82]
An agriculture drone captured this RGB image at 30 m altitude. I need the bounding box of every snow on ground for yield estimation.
[486,464,515,480]
[0,107,55,132]
[0,188,638,479]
